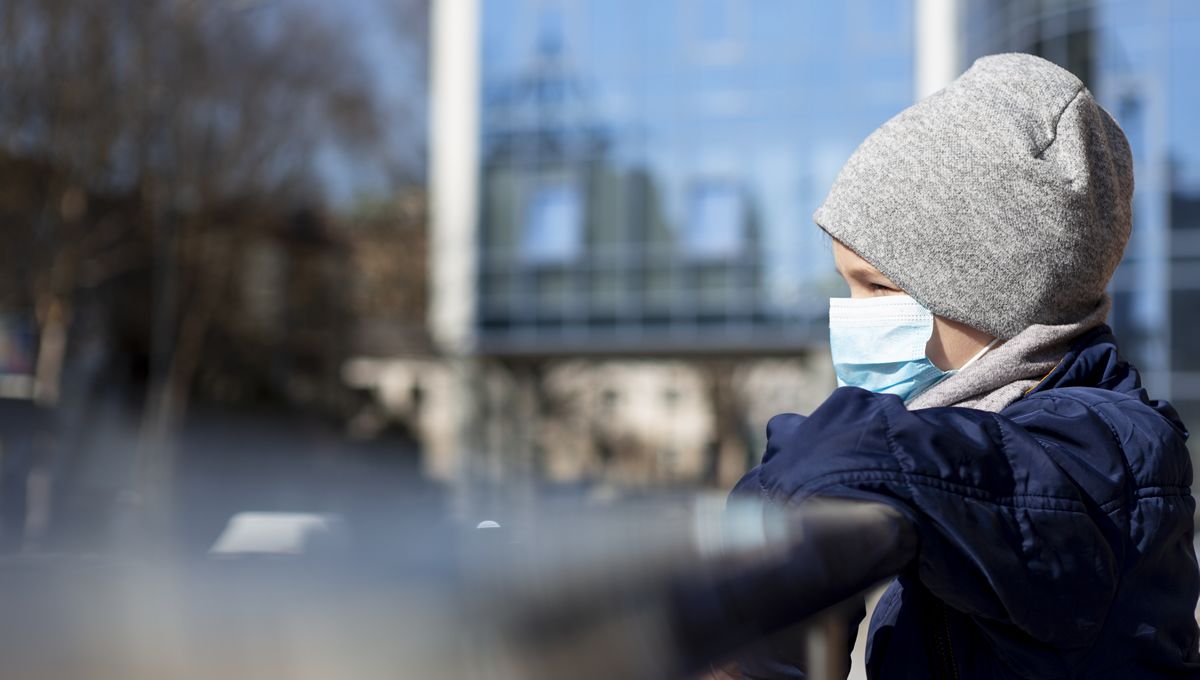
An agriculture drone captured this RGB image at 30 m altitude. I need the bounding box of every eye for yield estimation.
[868,282,896,293]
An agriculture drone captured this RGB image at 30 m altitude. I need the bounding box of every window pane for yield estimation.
[521,182,583,264]
[684,181,744,260]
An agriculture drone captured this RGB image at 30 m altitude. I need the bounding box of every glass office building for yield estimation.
[476,0,914,353]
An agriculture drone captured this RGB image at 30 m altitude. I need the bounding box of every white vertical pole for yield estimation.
[429,0,482,500]
[914,0,962,101]
[429,0,480,356]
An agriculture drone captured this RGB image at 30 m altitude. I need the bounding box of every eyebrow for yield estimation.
[841,262,879,279]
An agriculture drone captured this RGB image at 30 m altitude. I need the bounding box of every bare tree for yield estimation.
[0,0,424,547]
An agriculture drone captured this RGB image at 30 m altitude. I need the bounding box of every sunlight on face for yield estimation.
[831,240,905,299]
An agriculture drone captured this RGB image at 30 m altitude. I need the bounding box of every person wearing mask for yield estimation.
[731,53,1200,679]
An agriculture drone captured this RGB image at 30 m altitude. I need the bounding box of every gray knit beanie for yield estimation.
[814,53,1133,339]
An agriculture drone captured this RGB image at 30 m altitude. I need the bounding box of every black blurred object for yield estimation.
[669,500,914,677]
[468,496,917,680]
[0,398,48,554]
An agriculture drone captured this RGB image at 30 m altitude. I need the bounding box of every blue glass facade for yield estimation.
[477,0,914,353]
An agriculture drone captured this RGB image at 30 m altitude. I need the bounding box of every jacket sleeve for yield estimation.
[746,386,1122,652]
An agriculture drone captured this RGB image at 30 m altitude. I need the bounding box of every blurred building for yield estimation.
[429,0,915,490]
[428,0,1200,493]
[472,1,917,350]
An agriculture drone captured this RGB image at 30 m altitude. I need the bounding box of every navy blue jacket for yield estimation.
[733,327,1200,679]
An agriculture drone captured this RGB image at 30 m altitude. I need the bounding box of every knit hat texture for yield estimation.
[814,53,1133,339]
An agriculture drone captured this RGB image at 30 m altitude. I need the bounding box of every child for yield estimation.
[733,53,1200,679]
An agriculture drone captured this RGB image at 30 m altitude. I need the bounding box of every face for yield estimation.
[831,240,904,298]
[829,238,996,370]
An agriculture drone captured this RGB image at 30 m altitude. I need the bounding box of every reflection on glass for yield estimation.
[479,0,914,346]
[521,181,584,264]
[684,181,745,260]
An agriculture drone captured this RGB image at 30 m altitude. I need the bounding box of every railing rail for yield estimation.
[469,495,918,680]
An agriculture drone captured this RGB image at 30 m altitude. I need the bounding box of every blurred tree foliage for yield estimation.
[0,0,427,541]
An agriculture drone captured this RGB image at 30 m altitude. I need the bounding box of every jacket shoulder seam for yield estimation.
[1018,390,1127,453]
[1018,388,1135,409]
[790,469,1091,512]
[1098,486,1194,513]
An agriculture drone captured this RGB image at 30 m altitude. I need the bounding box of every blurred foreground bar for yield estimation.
[0,497,914,680]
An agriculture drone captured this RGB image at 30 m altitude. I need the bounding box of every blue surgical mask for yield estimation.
[829,295,992,402]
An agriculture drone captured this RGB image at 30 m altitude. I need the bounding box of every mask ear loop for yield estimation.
[957,337,1002,372]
